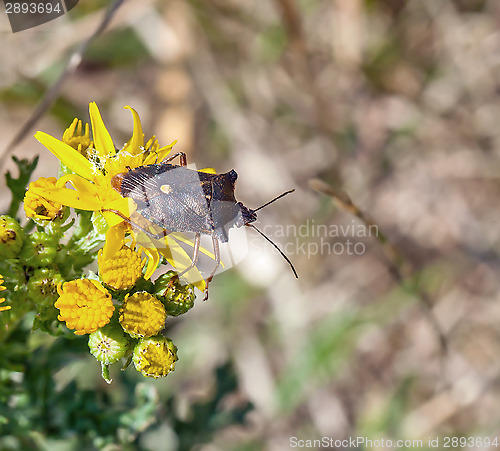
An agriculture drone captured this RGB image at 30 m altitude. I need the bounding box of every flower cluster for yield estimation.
[0,103,203,382]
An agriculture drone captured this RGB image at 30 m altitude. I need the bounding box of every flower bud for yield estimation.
[98,246,143,290]
[88,323,130,365]
[0,216,25,258]
[62,118,93,157]
[19,232,58,268]
[154,271,195,316]
[23,177,65,222]
[28,267,63,307]
[133,335,178,378]
[119,292,166,338]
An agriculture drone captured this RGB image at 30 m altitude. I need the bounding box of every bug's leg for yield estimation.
[176,233,201,280]
[164,273,179,292]
[102,209,168,240]
[160,152,187,166]
[203,236,220,301]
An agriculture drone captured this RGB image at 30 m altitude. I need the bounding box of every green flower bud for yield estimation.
[133,335,178,378]
[27,267,63,306]
[42,210,71,235]
[154,271,195,316]
[89,323,130,365]
[19,232,58,267]
[0,216,25,258]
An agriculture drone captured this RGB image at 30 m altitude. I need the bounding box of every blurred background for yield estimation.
[1,0,500,449]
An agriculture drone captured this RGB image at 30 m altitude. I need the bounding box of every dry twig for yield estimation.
[0,0,126,169]
[309,177,449,355]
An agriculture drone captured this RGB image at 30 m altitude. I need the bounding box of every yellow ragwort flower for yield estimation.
[24,177,65,221]
[132,336,178,378]
[98,245,144,290]
[0,275,9,312]
[32,103,175,260]
[119,292,166,338]
[55,279,115,335]
[62,118,93,157]
[31,102,207,291]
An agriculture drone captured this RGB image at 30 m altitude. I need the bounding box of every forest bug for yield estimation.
[107,152,298,299]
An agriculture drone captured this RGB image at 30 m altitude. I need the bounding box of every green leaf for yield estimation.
[170,363,254,449]
[5,155,39,219]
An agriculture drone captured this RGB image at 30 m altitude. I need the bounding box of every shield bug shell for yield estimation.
[107,152,297,299]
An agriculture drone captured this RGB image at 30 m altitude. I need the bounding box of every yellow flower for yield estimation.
[24,177,65,221]
[98,245,144,290]
[62,118,93,157]
[132,336,178,378]
[0,275,9,313]
[31,102,208,291]
[119,292,166,338]
[55,279,115,335]
[32,103,175,260]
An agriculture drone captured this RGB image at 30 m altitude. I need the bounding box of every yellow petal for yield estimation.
[89,102,115,158]
[102,224,127,259]
[169,232,224,268]
[104,153,143,177]
[102,198,137,227]
[57,174,98,196]
[142,140,177,166]
[35,132,96,180]
[90,278,111,295]
[192,277,206,292]
[141,247,160,280]
[124,106,144,155]
[102,211,124,229]
[62,118,78,142]
[30,186,102,211]
[159,235,206,291]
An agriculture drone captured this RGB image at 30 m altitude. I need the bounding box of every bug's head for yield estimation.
[238,202,257,225]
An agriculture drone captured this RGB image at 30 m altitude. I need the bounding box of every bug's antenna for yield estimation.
[246,223,298,278]
[253,189,295,213]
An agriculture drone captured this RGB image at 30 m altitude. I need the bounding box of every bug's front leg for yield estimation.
[101,209,168,240]
[203,236,220,301]
[161,152,187,167]
[176,233,201,280]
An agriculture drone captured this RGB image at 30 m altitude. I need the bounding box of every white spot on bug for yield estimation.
[160,184,172,194]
